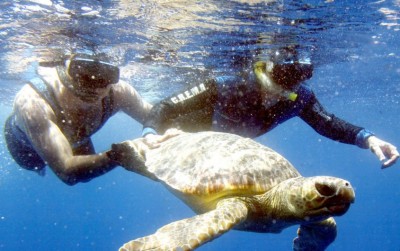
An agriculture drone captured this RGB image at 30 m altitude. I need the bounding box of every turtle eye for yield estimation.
[315,182,337,197]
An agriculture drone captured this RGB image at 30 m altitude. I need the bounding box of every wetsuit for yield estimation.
[4,73,115,171]
[143,74,374,148]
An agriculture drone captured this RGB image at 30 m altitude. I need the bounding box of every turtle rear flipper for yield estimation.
[293,217,337,251]
[119,198,248,251]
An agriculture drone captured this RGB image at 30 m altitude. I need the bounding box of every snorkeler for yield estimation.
[142,46,399,168]
[4,53,152,185]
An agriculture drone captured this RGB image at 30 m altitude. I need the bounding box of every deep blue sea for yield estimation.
[0,0,399,250]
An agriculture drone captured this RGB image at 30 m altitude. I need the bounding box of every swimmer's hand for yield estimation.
[367,136,399,168]
[107,129,183,170]
[107,138,148,171]
[144,128,183,149]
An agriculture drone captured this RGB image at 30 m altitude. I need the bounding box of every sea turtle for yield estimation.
[110,131,355,251]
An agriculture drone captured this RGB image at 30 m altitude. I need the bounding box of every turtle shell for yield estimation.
[145,132,301,198]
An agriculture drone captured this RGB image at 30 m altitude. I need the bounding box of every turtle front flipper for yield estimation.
[293,217,337,251]
[119,198,248,251]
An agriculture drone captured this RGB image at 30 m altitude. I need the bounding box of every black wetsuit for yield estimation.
[143,74,373,148]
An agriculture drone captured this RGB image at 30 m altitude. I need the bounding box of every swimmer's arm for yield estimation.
[299,93,398,168]
[112,81,153,124]
[142,79,218,135]
[299,91,362,144]
[33,120,115,185]
[15,88,115,185]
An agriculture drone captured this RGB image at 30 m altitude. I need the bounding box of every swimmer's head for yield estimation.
[254,46,313,92]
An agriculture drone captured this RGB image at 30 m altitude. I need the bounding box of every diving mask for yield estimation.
[270,59,313,90]
[66,54,120,89]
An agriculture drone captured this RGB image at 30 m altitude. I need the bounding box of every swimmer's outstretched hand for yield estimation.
[143,128,183,149]
[367,136,399,168]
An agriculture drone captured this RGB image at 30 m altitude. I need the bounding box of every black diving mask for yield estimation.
[67,56,120,89]
[271,59,313,90]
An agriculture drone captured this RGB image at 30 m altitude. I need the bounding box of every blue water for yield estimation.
[0,0,399,250]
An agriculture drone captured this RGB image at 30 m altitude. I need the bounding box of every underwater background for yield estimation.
[0,0,399,250]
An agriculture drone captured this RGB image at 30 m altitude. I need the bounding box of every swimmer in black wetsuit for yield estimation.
[4,53,152,185]
[143,46,398,168]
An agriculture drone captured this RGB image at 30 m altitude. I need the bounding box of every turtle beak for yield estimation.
[304,177,355,217]
[315,180,355,216]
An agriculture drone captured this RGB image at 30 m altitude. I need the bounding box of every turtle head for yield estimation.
[287,176,355,221]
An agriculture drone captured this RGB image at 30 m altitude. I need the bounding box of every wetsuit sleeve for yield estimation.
[299,92,371,147]
[143,79,218,135]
